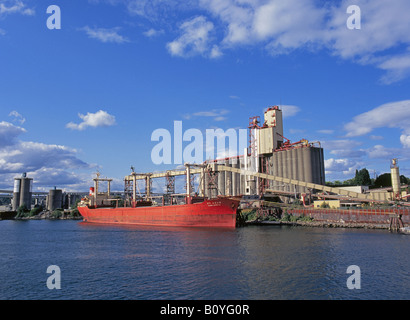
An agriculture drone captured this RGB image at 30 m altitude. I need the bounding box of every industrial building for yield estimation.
[47,187,63,211]
[120,106,407,208]
[205,106,325,198]
[122,106,327,206]
[9,174,85,212]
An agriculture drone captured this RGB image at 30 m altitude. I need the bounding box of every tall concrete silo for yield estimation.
[12,173,33,211]
[47,187,63,211]
[12,179,21,211]
[391,158,401,199]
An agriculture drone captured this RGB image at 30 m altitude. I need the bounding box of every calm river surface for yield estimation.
[0,220,408,300]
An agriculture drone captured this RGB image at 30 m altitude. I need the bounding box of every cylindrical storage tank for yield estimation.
[302,147,313,183]
[218,163,225,196]
[391,166,400,198]
[297,147,305,184]
[290,148,298,193]
[231,161,237,196]
[19,178,32,210]
[277,151,284,191]
[273,152,279,190]
[12,179,21,211]
[311,147,319,184]
[236,161,241,196]
[285,150,292,191]
[225,160,232,196]
[291,149,297,179]
[296,148,305,194]
[204,170,209,198]
[240,171,245,195]
[267,156,273,190]
[48,189,63,211]
[240,157,246,195]
[319,147,326,185]
[210,174,217,199]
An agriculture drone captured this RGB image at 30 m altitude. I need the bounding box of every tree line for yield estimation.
[326,168,410,188]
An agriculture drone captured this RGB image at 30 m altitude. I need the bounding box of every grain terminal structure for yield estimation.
[124,106,326,203]
[205,106,325,198]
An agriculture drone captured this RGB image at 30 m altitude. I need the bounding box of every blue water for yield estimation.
[0,220,408,300]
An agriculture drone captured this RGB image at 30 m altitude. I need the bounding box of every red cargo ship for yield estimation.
[78,196,240,228]
[78,170,240,228]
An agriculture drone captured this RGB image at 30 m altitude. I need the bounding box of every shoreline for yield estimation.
[245,220,390,230]
[1,211,405,231]
[0,210,82,221]
[13,216,83,221]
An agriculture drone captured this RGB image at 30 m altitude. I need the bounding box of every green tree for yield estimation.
[400,175,410,185]
[374,173,410,188]
[374,173,392,187]
[16,205,29,218]
[355,168,372,186]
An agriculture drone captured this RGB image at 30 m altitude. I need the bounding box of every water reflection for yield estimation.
[0,221,408,299]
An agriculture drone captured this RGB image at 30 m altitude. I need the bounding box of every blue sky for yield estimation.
[1,0,410,191]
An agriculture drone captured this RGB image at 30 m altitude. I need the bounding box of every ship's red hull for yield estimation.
[78,198,239,228]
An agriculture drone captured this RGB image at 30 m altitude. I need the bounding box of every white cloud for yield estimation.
[9,110,25,124]
[0,141,89,174]
[0,118,94,190]
[369,135,384,141]
[186,109,229,122]
[325,0,410,84]
[280,105,300,118]
[81,26,129,43]
[325,158,361,177]
[199,0,254,46]
[210,44,223,58]
[326,0,410,57]
[344,100,410,148]
[253,0,325,51]
[378,52,410,84]
[322,139,365,158]
[193,109,228,117]
[92,0,410,82]
[66,110,117,131]
[330,149,367,159]
[29,168,86,189]
[0,121,26,147]
[126,0,196,20]
[0,0,35,16]
[366,144,401,159]
[322,139,362,150]
[166,16,219,58]
[197,0,410,82]
[400,134,410,149]
[317,130,334,135]
[143,28,164,37]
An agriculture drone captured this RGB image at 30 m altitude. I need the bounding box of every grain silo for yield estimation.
[12,173,33,211]
[47,187,63,211]
[202,106,326,198]
[391,158,401,199]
